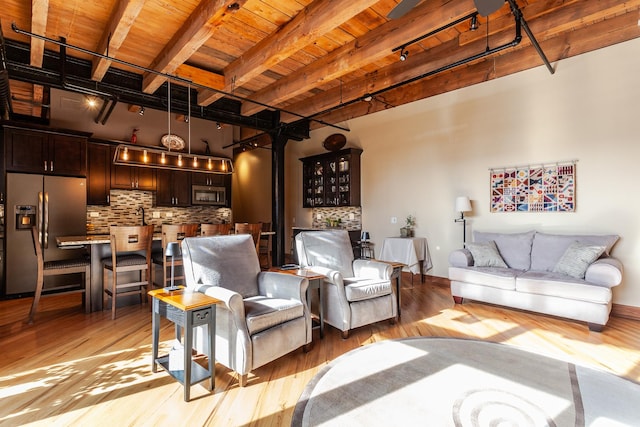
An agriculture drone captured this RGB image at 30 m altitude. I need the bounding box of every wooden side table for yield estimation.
[270,267,326,339]
[374,260,405,317]
[149,288,220,401]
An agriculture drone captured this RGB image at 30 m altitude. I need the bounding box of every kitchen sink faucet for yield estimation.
[136,207,146,226]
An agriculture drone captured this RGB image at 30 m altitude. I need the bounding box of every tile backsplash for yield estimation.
[311,206,362,230]
[86,190,232,234]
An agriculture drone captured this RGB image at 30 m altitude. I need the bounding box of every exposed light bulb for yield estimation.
[143,149,148,163]
[122,147,129,160]
[207,158,213,170]
[177,154,183,166]
[160,152,166,164]
[193,156,198,167]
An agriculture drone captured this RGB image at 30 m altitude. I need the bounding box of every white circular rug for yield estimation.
[292,337,640,426]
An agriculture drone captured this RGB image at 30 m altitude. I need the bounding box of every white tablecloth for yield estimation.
[379,237,433,275]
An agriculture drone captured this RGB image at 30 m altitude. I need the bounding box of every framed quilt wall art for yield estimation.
[490,161,576,212]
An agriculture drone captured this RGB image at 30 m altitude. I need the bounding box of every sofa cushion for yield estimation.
[530,233,619,272]
[474,231,535,270]
[343,277,392,302]
[553,242,606,279]
[466,241,508,268]
[516,271,612,304]
[448,266,519,290]
[244,296,304,335]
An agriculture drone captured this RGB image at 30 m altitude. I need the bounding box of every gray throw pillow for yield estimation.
[466,241,508,268]
[552,241,606,279]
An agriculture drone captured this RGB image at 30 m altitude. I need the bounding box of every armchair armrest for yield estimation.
[353,259,392,279]
[193,285,248,334]
[449,248,474,267]
[258,271,309,301]
[585,257,623,288]
[304,266,343,287]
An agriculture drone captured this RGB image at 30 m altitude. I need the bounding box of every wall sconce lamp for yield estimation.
[454,196,472,245]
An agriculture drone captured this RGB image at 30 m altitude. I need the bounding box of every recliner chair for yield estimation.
[181,234,312,386]
[295,230,396,338]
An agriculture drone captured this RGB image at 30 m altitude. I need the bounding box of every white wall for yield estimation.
[286,38,640,308]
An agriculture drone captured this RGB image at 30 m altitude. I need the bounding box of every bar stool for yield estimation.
[102,225,154,320]
[258,222,272,269]
[360,231,375,259]
[200,223,232,236]
[27,227,90,323]
[152,224,198,288]
[234,222,262,253]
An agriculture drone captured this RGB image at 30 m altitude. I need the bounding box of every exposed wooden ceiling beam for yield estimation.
[175,63,224,90]
[91,0,145,81]
[197,0,381,106]
[309,9,640,130]
[142,0,247,94]
[30,0,49,118]
[240,0,476,116]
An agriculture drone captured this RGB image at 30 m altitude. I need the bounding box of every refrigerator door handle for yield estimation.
[43,192,50,249]
[38,191,44,246]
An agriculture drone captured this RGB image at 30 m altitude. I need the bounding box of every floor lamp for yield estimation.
[454,196,472,246]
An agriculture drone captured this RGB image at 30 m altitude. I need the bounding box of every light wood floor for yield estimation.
[1,275,639,426]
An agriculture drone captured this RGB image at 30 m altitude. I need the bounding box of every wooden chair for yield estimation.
[259,222,272,269]
[27,227,91,323]
[234,222,262,253]
[200,223,232,236]
[102,225,154,320]
[152,224,199,289]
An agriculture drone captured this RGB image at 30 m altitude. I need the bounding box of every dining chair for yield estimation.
[258,222,272,269]
[152,223,199,289]
[234,222,262,253]
[102,225,154,320]
[200,223,232,236]
[27,226,91,323]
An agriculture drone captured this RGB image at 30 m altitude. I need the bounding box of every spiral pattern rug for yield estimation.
[292,337,640,426]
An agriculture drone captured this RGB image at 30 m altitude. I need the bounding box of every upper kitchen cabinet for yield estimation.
[156,169,191,207]
[4,125,88,177]
[87,142,112,205]
[110,146,156,191]
[300,148,362,207]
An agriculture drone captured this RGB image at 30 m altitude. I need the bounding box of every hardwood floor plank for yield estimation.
[1,274,639,426]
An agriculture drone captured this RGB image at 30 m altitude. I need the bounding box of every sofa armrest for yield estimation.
[585,257,623,288]
[353,259,392,280]
[258,271,309,301]
[449,249,474,267]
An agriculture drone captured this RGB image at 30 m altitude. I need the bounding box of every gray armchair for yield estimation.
[181,234,311,386]
[295,230,396,338]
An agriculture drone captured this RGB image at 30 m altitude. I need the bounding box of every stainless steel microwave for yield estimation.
[192,185,226,205]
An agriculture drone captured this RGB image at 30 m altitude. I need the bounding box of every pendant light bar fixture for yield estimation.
[113,143,233,174]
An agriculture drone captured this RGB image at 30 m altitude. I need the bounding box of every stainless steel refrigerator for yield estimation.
[5,173,87,296]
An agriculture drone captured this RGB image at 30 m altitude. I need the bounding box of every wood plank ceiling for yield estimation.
[1,0,639,137]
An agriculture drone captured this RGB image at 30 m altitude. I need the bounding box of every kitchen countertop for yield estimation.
[57,231,275,247]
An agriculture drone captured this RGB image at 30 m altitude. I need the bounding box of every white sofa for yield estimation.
[448,231,623,331]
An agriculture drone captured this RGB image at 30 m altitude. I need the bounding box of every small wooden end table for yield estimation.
[149,287,220,402]
[270,267,326,339]
[374,260,405,317]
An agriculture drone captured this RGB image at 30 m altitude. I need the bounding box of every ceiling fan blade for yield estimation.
[387,0,422,20]
[474,0,505,17]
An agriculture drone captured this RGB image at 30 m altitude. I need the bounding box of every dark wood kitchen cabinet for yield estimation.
[300,148,362,207]
[110,146,156,191]
[156,169,191,207]
[87,142,112,205]
[4,126,87,177]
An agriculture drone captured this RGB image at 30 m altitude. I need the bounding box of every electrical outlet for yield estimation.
[90,211,99,218]
[165,212,173,218]
[316,213,322,220]
[349,213,355,220]
[391,216,397,224]
[152,211,160,219]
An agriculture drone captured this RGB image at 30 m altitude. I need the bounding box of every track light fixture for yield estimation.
[470,15,479,31]
[362,94,373,102]
[216,122,222,130]
[399,49,409,61]
[184,114,189,123]
[139,106,145,116]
